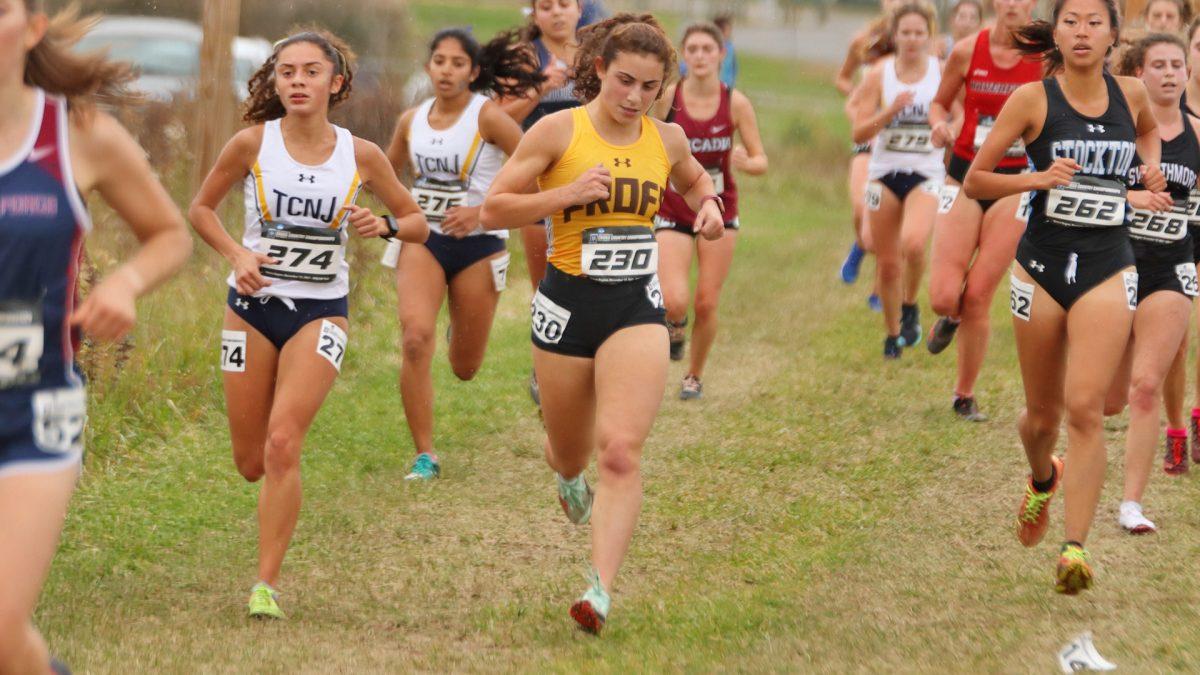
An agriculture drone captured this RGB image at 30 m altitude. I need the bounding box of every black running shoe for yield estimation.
[953,396,988,422]
[926,316,960,355]
[899,304,921,347]
[668,318,687,361]
[883,335,901,359]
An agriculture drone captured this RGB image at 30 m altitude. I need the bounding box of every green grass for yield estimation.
[34,20,1200,675]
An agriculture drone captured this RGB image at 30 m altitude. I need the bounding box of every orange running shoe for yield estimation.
[1055,543,1094,595]
[1017,455,1064,547]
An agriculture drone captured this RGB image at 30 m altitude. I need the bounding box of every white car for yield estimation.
[76,16,271,102]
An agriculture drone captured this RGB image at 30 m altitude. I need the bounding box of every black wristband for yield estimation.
[381,215,399,239]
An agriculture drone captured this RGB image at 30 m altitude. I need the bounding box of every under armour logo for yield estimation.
[614,157,631,168]
[298,173,316,183]
[1086,124,1106,133]
[431,138,444,145]
[235,299,250,310]
[1029,259,1045,273]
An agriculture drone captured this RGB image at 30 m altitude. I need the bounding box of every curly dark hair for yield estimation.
[428,28,546,98]
[1115,32,1186,76]
[242,28,356,125]
[573,13,677,103]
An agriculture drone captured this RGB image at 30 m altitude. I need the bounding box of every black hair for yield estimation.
[428,27,546,98]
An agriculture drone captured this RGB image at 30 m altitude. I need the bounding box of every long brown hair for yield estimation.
[1015,0,1122,72]
[22,1,134,109]
[522,0,582,43]
[573,13,677,103]
[681,21,724,52]
[242,28,356,125]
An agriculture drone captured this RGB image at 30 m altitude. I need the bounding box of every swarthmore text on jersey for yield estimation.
[562,178,663,222]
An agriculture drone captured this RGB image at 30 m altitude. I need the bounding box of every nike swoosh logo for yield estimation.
[711,125,727,134]
[28,146,54,162]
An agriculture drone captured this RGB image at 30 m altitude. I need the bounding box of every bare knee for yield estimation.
[596,435,642,480]
[263,427,302,476]
[661,283,689,318]
[693,292,719,324]
[450,357,481,381]
[877,255,902,285]
[1021,408,1061,444]
[1127,374,1162,416]
[901,237,927,265]
[234,451,264,482]
[958,284,994,322]
[0,617,36,668]
[401,326,436,364]
[1065,397,1104,437]
[929,279,960,317]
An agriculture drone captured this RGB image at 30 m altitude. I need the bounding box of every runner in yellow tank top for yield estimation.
[482,13,724,635]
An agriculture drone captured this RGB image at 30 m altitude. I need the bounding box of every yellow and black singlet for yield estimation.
[539,107,672,282]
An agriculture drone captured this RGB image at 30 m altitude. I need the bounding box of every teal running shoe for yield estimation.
[570,569,611,634]
[248,582,285,619]
[556,473,593,524]
[405,452,440,481]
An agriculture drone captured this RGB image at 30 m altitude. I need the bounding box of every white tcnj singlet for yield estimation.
[234,119,362,300]
[868,55,945,181]
[407,93,506,238]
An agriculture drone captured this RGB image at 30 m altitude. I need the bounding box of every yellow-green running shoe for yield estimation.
[1055,543,1094,595]
[248,582,286,619]
[569,569,610,635]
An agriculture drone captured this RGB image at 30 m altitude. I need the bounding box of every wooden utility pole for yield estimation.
[192,0,241,192]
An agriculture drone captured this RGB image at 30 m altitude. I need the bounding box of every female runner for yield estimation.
[1159,16,1200,472]
[926,0,1042,421]
[848,2,943,358]
[943,0,985,57]
[189,30,427,618]
[835,0,904,292]
[1104,34,1199,534]
[482,14,723,633]
[384,29,530,481]
[0,1,191,671]
[497,0,583,404]
[651,22,767,398]
[964,0,1165,593]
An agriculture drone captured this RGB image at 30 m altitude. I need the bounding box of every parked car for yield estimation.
[76,16,271,102]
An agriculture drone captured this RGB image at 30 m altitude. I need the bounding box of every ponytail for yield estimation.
[23,2,134,110]
[428,28,547,99]
[573,13,676,103]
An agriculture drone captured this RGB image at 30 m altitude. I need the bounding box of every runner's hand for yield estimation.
[441,206,481,239]
[346,204,388,238]
[1128,189,1174,212]
[566,164,611,207]
[694,200,725,241]
[1140,164,1167,193]
[70,271,138,342]
[931,121,956,149]
[1035,157,1080,190]
[230,247,277,295]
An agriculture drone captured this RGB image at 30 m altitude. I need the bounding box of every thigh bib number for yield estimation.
[531,290,571,345]
[882,124,933,154]
[1129,202,1188,242]
[412,176,469,223]
[0,300,43,390]
[974,116,1026,157]
[580,226,658,283]
[1187,189,1200,227]
[260,222,343,283]
[1044,178,1127,228]
[1177,263,1199,296]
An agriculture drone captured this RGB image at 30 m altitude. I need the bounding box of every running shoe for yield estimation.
[953,396,988,422]
[1055,543,1094,595]
[668,318,688,361]
[405,452,440,481]
[840,242,866,284]
[1191,414,1200,464]
[680,374,703,400]
[1118,501,1156,535]
[899,304,921,347]
[569,569,610,635]
[1164,433,1188,475]
[883,335,901,360]
[248,582,286,619]
[50,658,71,675]
[1016,455,1063,547]
[528,370,541,406]
[867,294,882,312]
[556,473,593,524]
[927,317,960,355]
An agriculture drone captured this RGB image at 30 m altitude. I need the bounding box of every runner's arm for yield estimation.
[731,90,767,175]
[481,113,577,229]
[355,139,428,243]
[963,83,1050,200]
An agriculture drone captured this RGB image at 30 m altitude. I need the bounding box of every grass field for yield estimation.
[33,12,1200,674]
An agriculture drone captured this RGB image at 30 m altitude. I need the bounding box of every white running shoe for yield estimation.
[1118,501,1156,534]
